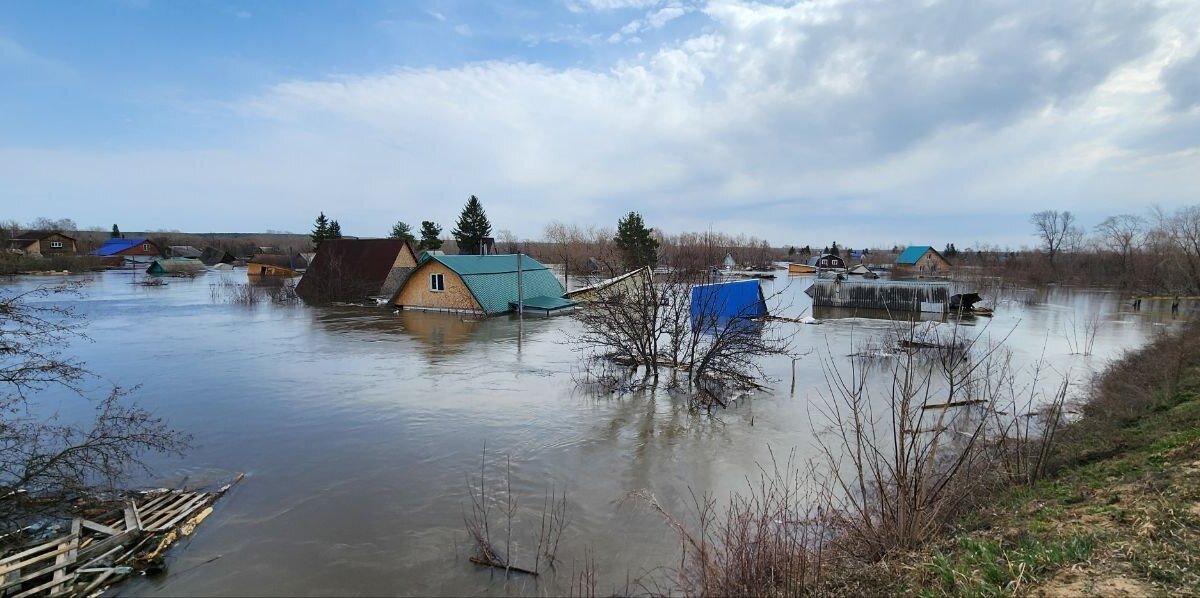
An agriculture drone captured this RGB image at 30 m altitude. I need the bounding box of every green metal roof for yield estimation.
[426,254,566,315]
[896,245,934,264]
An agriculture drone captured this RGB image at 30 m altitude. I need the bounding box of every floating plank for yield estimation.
[922,399,986,410]
[11,573,75,598]
[0,536,75,567]
[80,520,120,537]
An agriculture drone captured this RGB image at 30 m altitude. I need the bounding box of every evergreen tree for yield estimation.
[110,224,121,238]
[451,195,493,255]
[311,212,331,249]
[328,220,342,239]
[802,245,811,256]
[614,211,659,269]
[830,241,841,256]
[390,221,415,242]
[787,246,796,256]
[419,221,443,250]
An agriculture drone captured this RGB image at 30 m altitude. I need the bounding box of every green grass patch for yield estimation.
[923,535,1095,597]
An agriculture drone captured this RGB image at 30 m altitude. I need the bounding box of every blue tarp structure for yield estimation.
[690,279,768,325]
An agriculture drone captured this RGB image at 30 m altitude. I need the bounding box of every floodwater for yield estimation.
[2,268,1185,596]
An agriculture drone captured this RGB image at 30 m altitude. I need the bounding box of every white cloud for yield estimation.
[5,0,1200,245]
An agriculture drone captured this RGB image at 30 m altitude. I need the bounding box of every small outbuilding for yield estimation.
[690,279,768,323]
[168,245,203,259]
[564,267,653,303]
[296,238,419,304]
[247,254,304,277]
[893,246,951,276]
[146,258,206,276]
[391,254,572,316]
[806,253,847,270]
[200,247,237,266]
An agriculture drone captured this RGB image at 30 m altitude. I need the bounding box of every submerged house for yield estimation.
[200,247,237,266]
[247,254,304,277]
[690,279,768,323]
[805,278,951,313]
[564,267,652,303]
[168,245,202,259]
[893,246,951,276]
[6,231,77,256]
[296,239,418,304]
[391,254,574,316]
[92,238,162,263]
[806,253,847,270]
[146,258,206,276]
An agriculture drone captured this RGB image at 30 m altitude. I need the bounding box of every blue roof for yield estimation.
[92,238,151,256]
[424,254,566,315]
[690,279,767,326]
[896,245,934,265]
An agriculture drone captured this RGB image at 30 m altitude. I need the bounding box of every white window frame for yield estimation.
[142,243,151,251]
[430,273,445,292]
[49,241,64,248]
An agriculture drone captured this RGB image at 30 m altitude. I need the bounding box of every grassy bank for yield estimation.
[637,319,1200,597]
[897,323,1200,596]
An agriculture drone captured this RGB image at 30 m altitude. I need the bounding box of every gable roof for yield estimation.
[806,253,844,267]
[93,238,152,256]
[896,245,939,265]
[419,254,566,315]
[296,238,416,304]
[12,230,75,242]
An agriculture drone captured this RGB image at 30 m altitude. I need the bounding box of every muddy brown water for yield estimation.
[1,269,1183,596]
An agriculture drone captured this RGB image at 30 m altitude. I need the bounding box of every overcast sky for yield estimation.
[2,0,1198,248]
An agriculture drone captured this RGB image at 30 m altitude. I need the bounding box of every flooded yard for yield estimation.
[3,268,1182,596]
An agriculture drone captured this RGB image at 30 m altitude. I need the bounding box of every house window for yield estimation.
[430,273,445,291]
[142,243,151,251]
[49,241,64,248]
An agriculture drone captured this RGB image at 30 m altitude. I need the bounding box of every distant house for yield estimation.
[92,238,162,261]
[146,258,206,276]
[6,231,77,256]
[806,253,847,270]
[247,254,304,277]
[200,247,237,266]
[391,254,573,316]
[296,239,418,304]
[893,246,951,276]
[168,245,203,259]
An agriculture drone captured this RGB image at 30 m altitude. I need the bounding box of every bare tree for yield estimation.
[0,285,188,531]
[1029,210,1081,269]
[572,269,793,409]
[1094,214,1144,268]
[1153,205,1200,294]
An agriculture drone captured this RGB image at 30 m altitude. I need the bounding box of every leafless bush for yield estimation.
[1064,311,1102,356]
[629,451,825,596]
[813,319,1019,560]
[462,448,571,579]
[209,278,297,305]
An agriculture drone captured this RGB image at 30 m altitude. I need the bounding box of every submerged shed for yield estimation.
[564,267,652,303]
[200,247,237,266]
[805,279,951,313]
[296,238,418,304]
[690,279,768,322]
[248,254,304,277]
[146,258,206,276]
